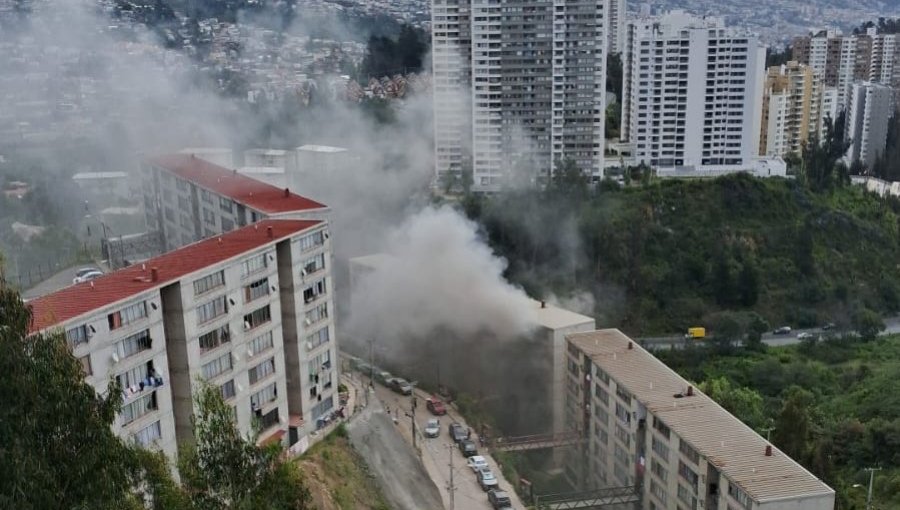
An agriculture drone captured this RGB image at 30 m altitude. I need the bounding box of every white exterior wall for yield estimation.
[845,82,893,170]
[243,149,288,170]
[54,291,178,459]
[606,0,627,54]
[764,93,788,156]
[432,0,472,183]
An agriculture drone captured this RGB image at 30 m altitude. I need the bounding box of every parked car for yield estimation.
[375,371,393,386]
[773,326,792,335]
[459,439,477,457]
[391,378,413,395]
[73,268,103,284]
[426,397,447,416]
[466,455,488,473]
[822,322,837,331]
[797,332,818,341]
[488,489,513,510]
[424,419,440,438]
[448,422,467,443]
[357,362,372,376]
[478,468,499,491]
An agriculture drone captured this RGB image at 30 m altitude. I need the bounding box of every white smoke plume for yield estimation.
[348,206,537,342]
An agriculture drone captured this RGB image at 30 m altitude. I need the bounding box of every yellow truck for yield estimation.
[685,327,706,340]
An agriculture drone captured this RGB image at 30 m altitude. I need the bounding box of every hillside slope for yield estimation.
[464,175,900,335]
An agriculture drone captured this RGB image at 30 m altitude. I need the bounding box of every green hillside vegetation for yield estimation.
[657,335,900,509]
[464,173,900,335]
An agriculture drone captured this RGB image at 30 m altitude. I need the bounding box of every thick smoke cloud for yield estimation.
[348,206,537,343]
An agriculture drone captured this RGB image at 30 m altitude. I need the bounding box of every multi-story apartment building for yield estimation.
[563,329,835,510]
[759,61,836,157]
[431,0,608,192]
[620,11,767,175]
[29,219,339,458]
[793,28,900,111]
[142,154,328,253]
[844,81,893,170]
[606,0,627,55]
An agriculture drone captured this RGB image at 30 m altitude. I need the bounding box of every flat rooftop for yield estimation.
[297,144,348,153]
[148,154,327,215]
[568,329,834,503]
[28,219,322,333]
[530,299,594,330]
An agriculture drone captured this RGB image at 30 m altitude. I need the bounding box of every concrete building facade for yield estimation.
[142,154,328,253]
[844,81,893,170]
[29,219,340,459]
[759,62,836,157]
[606,0,627,55]
[620,11,766,175]
[431,0,608,192]
[563,329,835,510]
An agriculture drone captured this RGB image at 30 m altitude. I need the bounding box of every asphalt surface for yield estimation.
[366,375,527,510]
[639,316,900,349]
[21,262,109,301]
[346,389,444,510]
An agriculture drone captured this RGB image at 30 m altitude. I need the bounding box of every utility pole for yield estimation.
[366,338,374,407]
[865,467,881,510]
[411,398,417,449]
[447,444,456,510]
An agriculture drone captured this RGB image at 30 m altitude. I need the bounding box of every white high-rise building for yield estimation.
[607,0,627,55]
[620,11,767,175]
[431,0,609,192]
[844,81,893,170]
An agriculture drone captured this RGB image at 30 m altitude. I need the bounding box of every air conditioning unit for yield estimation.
[244,321,251,331]
[229,298,235,306]
[111,352,120,364]
[306,342,313,350]
[300,269,307,276]
[304,318,312,326]
[268,254,274,261]
[247,348,254,358]
[323,231,330,239]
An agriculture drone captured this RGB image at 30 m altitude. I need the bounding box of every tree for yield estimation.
[178,384,313,510]
[605,53,623,100]
[852,308,885,342]
[699,377,767,430]
[737,260,760,307]
[0,286,143,509]
[708,311,743,351]
[713,251,737,306]
[773,386,815,462]
[549,158,588,199]
[744,312,770,351]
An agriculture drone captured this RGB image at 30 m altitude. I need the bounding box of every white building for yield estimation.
[177,147,234,168]
[142,154,329,253]
[607,0,627,55]
[844,81,893,170]
[432,0,608,192]
[244,149,289,170]
[564,329,835,510]
[29,219,340,458]
[621,11,766,175]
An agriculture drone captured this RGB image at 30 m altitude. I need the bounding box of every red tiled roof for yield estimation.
[28,219,322,333]
[148,153,328,214]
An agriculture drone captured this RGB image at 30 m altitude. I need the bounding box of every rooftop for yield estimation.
[28,219,323,333]
[297,144,348,153]
[148,154,327,215]
[567,329,834,503]
[531,299,595,330]
[72,171,128,180]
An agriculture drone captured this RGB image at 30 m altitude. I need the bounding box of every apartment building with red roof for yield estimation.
[29,219,339,459]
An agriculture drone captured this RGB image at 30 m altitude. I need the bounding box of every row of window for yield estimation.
[109,301,148,331]
[202,352,233,380]
[122,392,158,426]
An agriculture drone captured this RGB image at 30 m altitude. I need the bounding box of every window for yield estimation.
[197,295,228,324]
[116,329,152,359]
[241,253,267,277]
[249,357,275,385]
[249,330,274,357]
[650,480,667,504]
[298,231,325,252]
[108,301,148,330]
[117,361,153,389]
[244,305,271,330]
[177,195,190,211]
[305,302,328,325]
[616,384,632,405]
[244,277,270,302]
[203,208,216,224]
[679,460,699,492]
[651,458,668,482]
[614,443,629,466]
[133,420,162,447]
[193,270,225,295]
[121,392,158,426]
[79,354,92,376]
[306,326,330,350]
[615,423,631,447]
[202,352,233,380]
[221,218,234,232]
[678,484,698,510]
[303,279,326,303]
[308,350,331,382]
[201,189,213,204]
[175,178,188,192]
[652,436,669,461]
[199,325,230,352]
[250,382,278,410]
[66,325,89,349]
[727,482,752,509]
[595,405,609,425]
[615,402,631,424]
[679,438,700,464]
[220,379,236,400]
[654,416,671,439]
[219,197,233,213]
[258,407,279,430]
[594,383,609,405]
[301,253,326,275]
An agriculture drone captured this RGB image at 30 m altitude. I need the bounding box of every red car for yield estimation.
[426,397,447,416]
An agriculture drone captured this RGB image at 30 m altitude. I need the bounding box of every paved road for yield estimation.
[366,375,526,510]
[639,316,900,349]
[346,385,444,510]
[21,261,110,301]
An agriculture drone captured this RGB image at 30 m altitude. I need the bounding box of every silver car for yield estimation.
[424,418,440,438]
